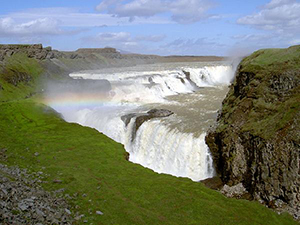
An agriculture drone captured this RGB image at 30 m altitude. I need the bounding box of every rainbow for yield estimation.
[44,92,140,109]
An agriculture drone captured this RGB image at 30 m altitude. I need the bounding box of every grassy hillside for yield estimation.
[0,54,297,224]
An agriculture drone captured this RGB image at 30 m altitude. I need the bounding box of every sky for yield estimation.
[0,0,300,56]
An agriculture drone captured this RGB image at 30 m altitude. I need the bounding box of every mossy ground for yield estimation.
[0,54,297,224]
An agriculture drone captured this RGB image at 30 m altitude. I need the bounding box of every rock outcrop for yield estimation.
[0,44,62,61]
[121,109,174,141]
[0,44,225,73]
[206,45,300,220]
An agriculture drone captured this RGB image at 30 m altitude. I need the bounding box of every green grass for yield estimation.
[0,100,296,224]
[241,45,300,69]
[0,53,297,224]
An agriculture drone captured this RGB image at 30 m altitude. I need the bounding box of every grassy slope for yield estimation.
[0,54,296,224]
[0,54,44,101]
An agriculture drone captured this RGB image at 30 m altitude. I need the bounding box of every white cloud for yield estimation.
[135,34,166,42]
[82,33,226,55]
[0,17,64,36]
[81,32,166,53]
[1,7,170,29]
[230,32,300,53]
[237,0,300,34]
[160,37,226,55]
[98,0,166,21]
[0,7,170,49]
[265,0,295,8]
[169,0,216,24]
[232,34,273,42]
[96,0,217,24]
[93,32,132,42]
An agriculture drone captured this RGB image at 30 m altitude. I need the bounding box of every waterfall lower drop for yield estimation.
[127,120,214,181]
[46,62,234,182]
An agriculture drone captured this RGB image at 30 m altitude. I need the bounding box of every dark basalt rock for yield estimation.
[121,113,137,127]
[121,109,173,141]
[205,46,300,221]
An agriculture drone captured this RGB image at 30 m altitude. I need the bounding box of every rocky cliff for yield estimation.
[206,45,300,219]
[0,44,160,73]
[0,44,225,73]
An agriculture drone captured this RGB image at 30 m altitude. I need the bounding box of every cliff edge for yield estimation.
[206,45,300,219]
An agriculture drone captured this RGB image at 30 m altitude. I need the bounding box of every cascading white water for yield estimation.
[128,120,214,181]
[185,66,235,87]
[47,62,234,181]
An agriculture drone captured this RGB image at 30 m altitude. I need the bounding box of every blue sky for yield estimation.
[0,0,299,56]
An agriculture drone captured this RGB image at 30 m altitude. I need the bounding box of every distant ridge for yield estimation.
[0,44,227,74]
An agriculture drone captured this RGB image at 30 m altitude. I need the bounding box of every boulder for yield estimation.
[221,183,247,199]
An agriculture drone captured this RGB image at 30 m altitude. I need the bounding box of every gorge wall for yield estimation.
[206,45,300,218]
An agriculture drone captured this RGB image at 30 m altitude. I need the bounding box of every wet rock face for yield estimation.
[121,109,173,141]
[206,46,300,220]
[182,70,200,90]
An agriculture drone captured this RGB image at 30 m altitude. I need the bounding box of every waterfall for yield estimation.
[46,63,234,181]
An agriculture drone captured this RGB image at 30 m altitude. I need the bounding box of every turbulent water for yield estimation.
[46,61,235,181]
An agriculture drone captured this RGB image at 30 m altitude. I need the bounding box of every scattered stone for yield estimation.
[0,163,74,224]
[96,210,103,215]
[34,152,39,157]
[65,208,71,215]
[75,214,84,220]
[18,202,29,211]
